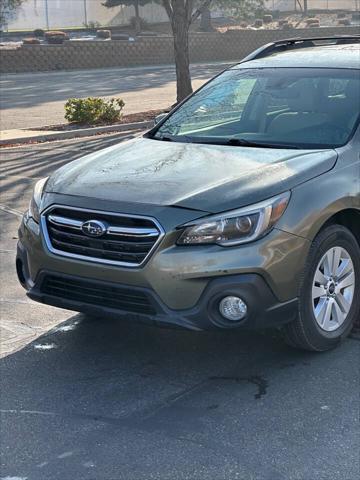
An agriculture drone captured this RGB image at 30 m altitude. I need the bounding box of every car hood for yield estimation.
[46,137,337,213]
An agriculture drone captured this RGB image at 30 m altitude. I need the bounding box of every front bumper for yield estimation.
[17,237,299,331]
[17,199,310,330]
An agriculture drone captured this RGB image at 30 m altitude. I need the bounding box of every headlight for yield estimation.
[177,192,290,247]
[28,177,48,223]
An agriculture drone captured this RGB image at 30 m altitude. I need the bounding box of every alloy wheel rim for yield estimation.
[312,246,355,332]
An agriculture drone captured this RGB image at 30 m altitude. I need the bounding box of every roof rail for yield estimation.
[240,35,360,63]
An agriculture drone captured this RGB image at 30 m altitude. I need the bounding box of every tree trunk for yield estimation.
[200,6,213,31]
[295,0,302,12]
[134,0,141,34]
[171,6,193,103]
[303,0,308,14]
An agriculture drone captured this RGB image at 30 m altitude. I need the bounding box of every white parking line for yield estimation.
[0,204,23,218]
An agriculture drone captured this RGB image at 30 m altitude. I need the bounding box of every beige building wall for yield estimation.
[264,0,358,11]
[7,0,358,30]
[7,0,168,31]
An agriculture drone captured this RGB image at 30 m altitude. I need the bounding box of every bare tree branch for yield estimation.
[162,0,213,25]
[161,0,173,19]
[191,0,213,23]
[186,0,195,25]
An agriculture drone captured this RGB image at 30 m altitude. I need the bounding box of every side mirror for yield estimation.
[154,113,167,126]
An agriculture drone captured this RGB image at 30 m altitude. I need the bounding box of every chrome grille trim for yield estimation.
[48,215,82,230]
[41,205,165,268]
[48,214,159,237]
[107,226,159,237]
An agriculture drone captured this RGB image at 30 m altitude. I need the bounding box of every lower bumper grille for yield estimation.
[41,275,156,315]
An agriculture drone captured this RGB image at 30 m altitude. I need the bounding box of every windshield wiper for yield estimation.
[154,134,192,143]
[150,134,300,149]
[158,135,174,142]
[226,138,300,149]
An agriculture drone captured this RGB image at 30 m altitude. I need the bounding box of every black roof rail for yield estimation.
[239,35,360,64]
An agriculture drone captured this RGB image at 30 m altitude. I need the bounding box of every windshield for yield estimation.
[152,68,360,149]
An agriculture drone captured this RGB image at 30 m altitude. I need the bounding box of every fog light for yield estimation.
[219,296,248,321]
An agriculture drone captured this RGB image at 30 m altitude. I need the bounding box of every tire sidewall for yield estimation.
[299,226,360,349]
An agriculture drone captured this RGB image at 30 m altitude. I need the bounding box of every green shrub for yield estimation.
[33,28,45,37]
[65,97,125,125]
[100,99,126,123]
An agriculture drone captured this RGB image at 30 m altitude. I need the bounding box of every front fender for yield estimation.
[277,160,359,241]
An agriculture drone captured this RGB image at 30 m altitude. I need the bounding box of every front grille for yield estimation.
[41,275,156,315]
[42,206,163,267]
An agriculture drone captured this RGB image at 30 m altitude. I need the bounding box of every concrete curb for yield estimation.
[0,120,153,146]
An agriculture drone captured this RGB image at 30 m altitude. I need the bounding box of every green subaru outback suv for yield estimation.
[17,36,360,351]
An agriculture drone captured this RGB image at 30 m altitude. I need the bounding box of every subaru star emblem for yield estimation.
[81,220,107,237]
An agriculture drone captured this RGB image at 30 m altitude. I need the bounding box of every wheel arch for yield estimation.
[318,208,360,246]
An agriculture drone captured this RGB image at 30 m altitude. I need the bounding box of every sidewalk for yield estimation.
[0,128,62,143]
[0,121,151,146]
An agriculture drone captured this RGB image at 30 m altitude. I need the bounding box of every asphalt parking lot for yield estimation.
[0,135,359,480]
[0,63,228,130]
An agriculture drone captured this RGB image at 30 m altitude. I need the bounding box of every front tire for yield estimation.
[283,225,360,352]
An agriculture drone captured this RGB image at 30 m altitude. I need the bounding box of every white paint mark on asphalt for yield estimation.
[0,204,23,218]
[1,409,56,417]
[21,410,56,416]
[54,320,80,333]
[1,477,28,480]
[55,324,75,332]
[37,462,48,468]
[34,343,57,351]
[58,451,73,459]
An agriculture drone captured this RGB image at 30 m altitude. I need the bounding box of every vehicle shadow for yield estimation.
[0,311,314,420]
[1,313,359,480]
[0,310,304,408]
